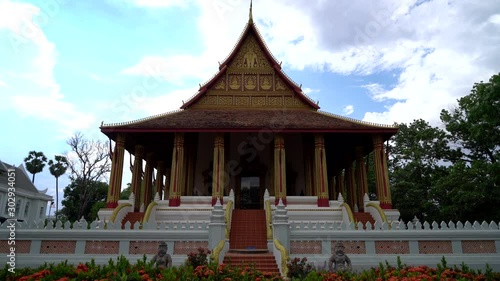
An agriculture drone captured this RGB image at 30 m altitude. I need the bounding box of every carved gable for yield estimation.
[185,27,317,110]
[228,34,273,71]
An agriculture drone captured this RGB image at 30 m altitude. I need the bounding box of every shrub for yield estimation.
[185,247,211,268]
[287,257,315,279]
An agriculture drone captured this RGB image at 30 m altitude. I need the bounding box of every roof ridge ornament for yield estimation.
[249,0,253,24]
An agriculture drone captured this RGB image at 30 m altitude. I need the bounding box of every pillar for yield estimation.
[131,145,144,212]
[185,134,197,196]
[143,153,154,207]
[274,134,287,205]
[355,147,368,211]
[169,133,185,207]
[303,136,313,196]
[106,133,125,208]
[155,161,165,200]
[211,133,225,205]
[164,167,170,200]
[338,170,345,198]
[334,169,343,200]
[345,161,357,209]
[314,134,329,207]
[329,176,336,200]
[373,134,392,209]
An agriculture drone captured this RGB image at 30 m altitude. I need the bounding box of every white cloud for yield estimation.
[343,105,354,115]
[120,0,500,127]
[121,55,215,86]
[129,0,192,8]
[0,0,95,137]
[302,87,320,95]
[361,83,388,101]
[133,88,196,117]
[489,14,500,24]
[0,80,6,87]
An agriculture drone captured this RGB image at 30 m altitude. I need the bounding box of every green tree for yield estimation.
[24,151,47,183]
[120,183,132,200]
[437,73,500,221]
[389,119,452,222]
[390,73,500,222]
[61,180,108,222]
[440,73,499,164]
[48,155,68,220]
[61,132,111,221]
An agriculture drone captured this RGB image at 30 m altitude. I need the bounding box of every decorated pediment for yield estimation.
[182,21,318,110]
[228,34,273,71]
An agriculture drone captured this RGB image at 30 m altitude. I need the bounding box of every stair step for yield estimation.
[223,252,280,273]
[229,210,267,250]
[121,212,144,229]
[225,210,279,273]
[353,212,376,229]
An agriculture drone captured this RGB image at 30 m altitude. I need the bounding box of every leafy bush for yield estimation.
[287,257,315,279]
[185,247,211,268]
[1,255,499,281]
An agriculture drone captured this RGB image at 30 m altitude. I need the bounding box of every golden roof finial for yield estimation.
[249,0,253,24]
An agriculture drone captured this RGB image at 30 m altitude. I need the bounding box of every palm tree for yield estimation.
[24,151,47,183]
[48,155,68,220]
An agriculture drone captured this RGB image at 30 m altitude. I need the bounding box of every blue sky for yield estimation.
[1,0,499,215]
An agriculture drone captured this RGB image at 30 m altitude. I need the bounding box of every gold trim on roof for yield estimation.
[101,109,183,128]
[317,111,398,129]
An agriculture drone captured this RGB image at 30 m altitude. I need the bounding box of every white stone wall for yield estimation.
[287,220,500,271]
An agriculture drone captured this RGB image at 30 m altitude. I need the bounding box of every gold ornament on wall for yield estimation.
[244,75,257,90]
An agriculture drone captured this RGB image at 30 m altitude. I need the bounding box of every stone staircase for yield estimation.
[225,210,279,274]
[353,212,376,229]
[223,251,279,274]
[229,209,267,250]
[121,212,144,229]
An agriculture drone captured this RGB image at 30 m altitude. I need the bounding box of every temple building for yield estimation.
[0,160,53,223]
[98,6,399,233]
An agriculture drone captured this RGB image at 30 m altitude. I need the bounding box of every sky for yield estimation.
[1,0,499,215]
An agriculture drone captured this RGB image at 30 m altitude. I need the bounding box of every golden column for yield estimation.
[355,147,368,211]
[303,137,314,196]
[314,134,329,207]
[106,133,125,208]
[345,161,357,209]
[143,153,154,207]
[333,169,344,200]
[373,134,392,209]
[131,145,144,212]
[164,167,170,200]
[211,133,225,205]
[154,161,165,200]
[169,133,185,207]
[274,134,287,205]
[337,170,345,198]
[329,176,336,200]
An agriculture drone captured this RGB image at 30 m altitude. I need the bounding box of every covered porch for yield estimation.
[99,121,396,215]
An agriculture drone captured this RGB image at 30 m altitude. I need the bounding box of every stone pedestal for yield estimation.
[273,199,290,250]
[208,199,226,249]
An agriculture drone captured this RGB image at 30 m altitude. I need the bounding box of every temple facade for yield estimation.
[98,11,399,229]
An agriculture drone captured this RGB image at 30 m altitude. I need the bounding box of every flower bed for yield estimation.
[1,255,499,281]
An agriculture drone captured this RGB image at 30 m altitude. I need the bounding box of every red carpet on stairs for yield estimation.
[353,212,376,228]
[229,209,267,250]
[225,210,280,274]
[121,212,144,229]
[223,251,280,274]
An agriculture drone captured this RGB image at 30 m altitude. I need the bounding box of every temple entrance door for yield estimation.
[239,176,261,209]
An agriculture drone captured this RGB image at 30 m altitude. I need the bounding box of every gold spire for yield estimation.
[249,0,253,23]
